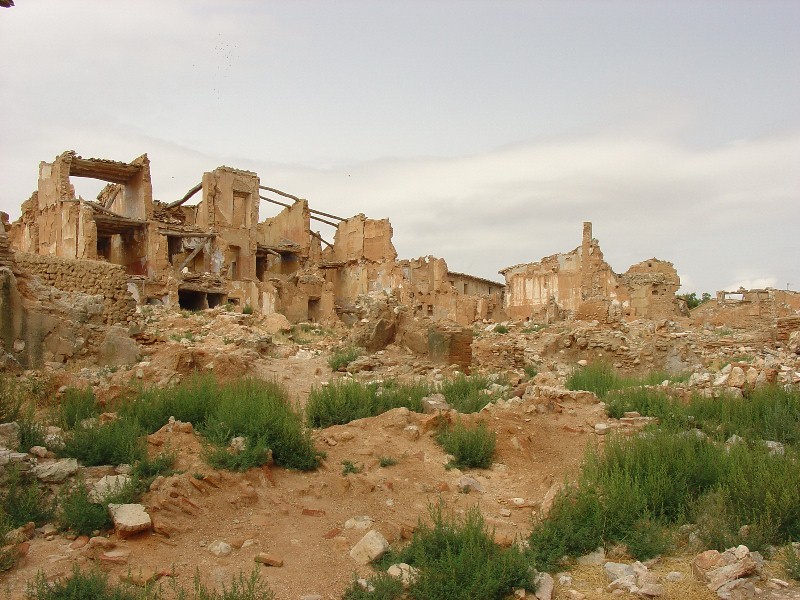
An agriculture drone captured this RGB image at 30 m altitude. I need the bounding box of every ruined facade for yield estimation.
[9,151,504,328]
[692,287,800,336]
[500,222,681,322]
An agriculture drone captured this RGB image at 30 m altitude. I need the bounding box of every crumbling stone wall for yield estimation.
[13,253,135,324]
[501,222,681,323]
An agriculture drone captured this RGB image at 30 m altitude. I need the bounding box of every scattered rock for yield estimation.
[108,503,152,538]
[350,530,389,565]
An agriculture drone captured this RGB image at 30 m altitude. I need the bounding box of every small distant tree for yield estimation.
[678,292,712,310]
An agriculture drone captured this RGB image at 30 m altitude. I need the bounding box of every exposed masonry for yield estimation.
[499,222,682,323]
[7,151,504,326]
[11,151,792,330]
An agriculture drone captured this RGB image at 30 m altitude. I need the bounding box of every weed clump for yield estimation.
[436,420,496,469]
[439,374,494,413]
[390,505,532,599]
[59,417,145,467]
[306,379,429,428]
[57,387,100,430]
[327,346,362,371]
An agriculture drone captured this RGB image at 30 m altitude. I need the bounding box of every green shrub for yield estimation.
[327,346,362,371]
[493,324,509,334]
[783,543,800,581]
[566,361,621,398]
[58,479,113,536]
[122,375,319,471]
[393,505,532,599]
[523,364,538,379]
[605,388,685,424]
[242,304,254,315]
[342,572,404,600]
[204,439,272,473]
[341,460,363,475]
[57,387,100,430]
[59,417,145,467]
[436,420,496,469]
[306,379,429,428]
[26,565,274,600]
[132,450,177,483]
[1,465,54,528]
[0,374,24,422]
[439,374,494,413]
[16,410,47,452]
[379,456,398,467]
[687,385,800,446]
[198,379,320,471]
[27,565,151,600]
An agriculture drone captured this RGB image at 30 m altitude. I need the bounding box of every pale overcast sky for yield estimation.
[1,1,798,293]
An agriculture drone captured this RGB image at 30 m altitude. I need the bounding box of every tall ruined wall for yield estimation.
[333,215,397,263]
[620,259,680,319]
[13,253,135,324]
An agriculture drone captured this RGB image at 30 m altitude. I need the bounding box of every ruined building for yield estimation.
[499,222,682,322]
[7,151,504,327]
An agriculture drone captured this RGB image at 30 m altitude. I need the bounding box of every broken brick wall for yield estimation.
[13,253,135,324]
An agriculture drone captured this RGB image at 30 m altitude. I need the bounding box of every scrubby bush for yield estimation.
[565,361,621,398]
[436,420,496,469]
[392,505,532,600]
[439,374,494,413]
[528,422,800,570]
[122,375,320,471]
[26,564,274,600]
[1,465,54,528]
[342,572,403,600]
[0,373,24,422]
[59,417,145,467]
[327,346,362,371]
[57,387,100,430]
[57,479,113,536]
[493,324,509,334]
[306,379,429,428]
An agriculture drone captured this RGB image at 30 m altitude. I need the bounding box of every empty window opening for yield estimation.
[167,236,183,266]
[256,256,268,282]
[97,236,112,261]
[228,245,241,280]
[724,293,744,302]
[178,289,207,311]
[207,293,226,309]
[280,252,300,275]
[308,298,321,322]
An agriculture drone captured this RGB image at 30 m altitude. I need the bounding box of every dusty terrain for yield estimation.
[2,305,800,600]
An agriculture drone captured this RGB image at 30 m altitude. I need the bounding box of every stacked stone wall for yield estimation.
[14,253,135,324]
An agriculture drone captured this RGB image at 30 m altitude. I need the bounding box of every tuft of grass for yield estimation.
[25,564,274,600]
[523,364,538,379]
[26,565,149,600]
[17,409,47,452]
[57,479,114,536]
[59,417,146,467]
[436,420,496,469]
[439,374,494,413]
[0,373,24,422]
[379,456,398,467]
[567,362,688,399]
[392,504,532,599]
[1,465,55,528]
[566,361,621,398]
[493,324,509,334]
[341,460,363,475]
[327,346,362,371]
[306,379,430,428]
[783,543,800,581]
[57,387,100,430]
[122,375,320,472]
[605,388,685,423]
[342,572,404,600]
[242,304,254,315]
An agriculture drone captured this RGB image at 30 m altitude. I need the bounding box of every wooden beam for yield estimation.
[166,182,203,209]
[178,241,206,272]
[259,185,303,203]
[157,229,214,238]
[311,231,333,248]
[85,201,146,224]
[259,195,339,227]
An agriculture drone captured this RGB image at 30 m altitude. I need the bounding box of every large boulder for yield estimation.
[97,325,140,367]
